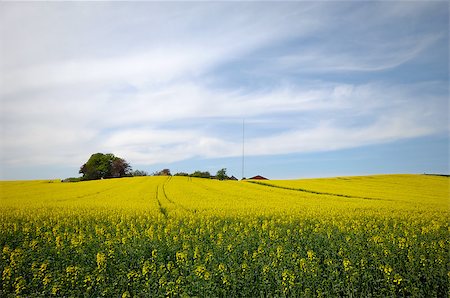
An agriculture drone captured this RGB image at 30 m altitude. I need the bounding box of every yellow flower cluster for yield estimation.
[0,174,448,296]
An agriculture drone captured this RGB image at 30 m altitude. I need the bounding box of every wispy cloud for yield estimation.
[271,33,442,73]
[0,2,448,178]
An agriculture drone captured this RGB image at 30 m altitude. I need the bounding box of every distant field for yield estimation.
[1,175,448,296]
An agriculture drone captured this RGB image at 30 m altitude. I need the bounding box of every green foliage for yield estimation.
[1,211,448,297]
[216,168,228,180]
[153,169,171,176]
[190,171,211,179]
[174,172,189,177]
[79,153,131,180]
[62,177,83,183]
[132,170,148,177]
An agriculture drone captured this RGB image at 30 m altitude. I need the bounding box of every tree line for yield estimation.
[64,153,235,182]
[172,168,231,180]
[139,168,233,180]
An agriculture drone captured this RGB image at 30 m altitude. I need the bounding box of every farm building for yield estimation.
[249,175,269,180]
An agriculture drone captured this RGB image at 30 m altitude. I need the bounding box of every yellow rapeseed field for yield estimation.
[0,174,449,297]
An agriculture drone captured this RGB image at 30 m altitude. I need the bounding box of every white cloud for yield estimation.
[0,2,323,95]
[1,74,447,167]
[1,81,447,170]
[0,2,448,178]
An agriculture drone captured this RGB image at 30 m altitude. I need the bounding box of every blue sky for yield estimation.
[0,1,448,180]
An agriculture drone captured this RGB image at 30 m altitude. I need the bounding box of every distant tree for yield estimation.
[154,169,172,176]
[79,153,131,180]
[79,153,110,180]
[62,177,82,183]
[111,157,131,178]
[174,172,189,176]
[216,168,228,180]
[190,171,211,179]
[132,170,148,177]
[161,169,171,176]
[190,171,200,178]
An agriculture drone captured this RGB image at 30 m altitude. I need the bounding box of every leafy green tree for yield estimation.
[190,171,211,179]
[154,169,172,176]
[160,169,171,176]
[216,168,228,180]
[79,153,131,180]
[174,172,189,176]
[79,153,109,180]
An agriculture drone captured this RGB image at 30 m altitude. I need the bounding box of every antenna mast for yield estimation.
[242,119,245,180]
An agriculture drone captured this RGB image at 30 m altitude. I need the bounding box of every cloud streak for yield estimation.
[0,2,448,178]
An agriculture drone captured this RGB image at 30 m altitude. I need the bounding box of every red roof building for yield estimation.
[249,175,269,180]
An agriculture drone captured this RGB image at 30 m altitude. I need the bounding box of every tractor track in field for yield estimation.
[154,177,193,217]
[246,181,391,201]
[69,183,125,200]
[161,178,175,205]
[155,185,168,218]
[163,177,194,213]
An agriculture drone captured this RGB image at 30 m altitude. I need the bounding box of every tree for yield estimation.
[190,171,211,179]
[79,153,110,180]
[216,168,228,180]
[174,172,189,176]
[160,169,171,176]
[132,170,148,177]
[111,157,131,178]
[79,153,132,180]
[154,169,171,176]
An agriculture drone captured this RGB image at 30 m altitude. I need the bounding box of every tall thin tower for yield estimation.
[242,119,245,180]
